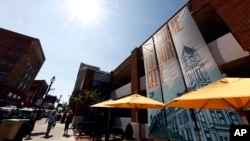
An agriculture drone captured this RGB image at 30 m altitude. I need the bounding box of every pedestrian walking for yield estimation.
[63,110,73,136]
[45,110,57,137]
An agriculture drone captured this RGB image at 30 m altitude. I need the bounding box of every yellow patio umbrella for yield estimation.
[165,77,250,124]
[106,94,165,140]
[105,94,165,109]
[91,99,114,108]
[90,99,114,129]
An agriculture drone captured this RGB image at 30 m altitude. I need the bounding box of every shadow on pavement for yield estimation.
[30,132,46,136]
[23,137,33,140]
[44,135,53,138]
[63,134,73,138]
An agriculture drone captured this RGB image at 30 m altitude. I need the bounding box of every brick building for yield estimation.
[26,80,48,107]
[69,0,250,140]
[0,28,45,107]
[109,1,250,140]
[188,0,250,76]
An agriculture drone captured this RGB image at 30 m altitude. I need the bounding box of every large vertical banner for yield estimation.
[142,5,244,141]
[165,6,244,141]
[153,24,186,101]
[152,24,188,138]
[142,38,166,136]
[168,6,222,86]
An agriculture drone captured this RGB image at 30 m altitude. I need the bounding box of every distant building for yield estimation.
[0,28,45,107]
[70,63,111,127]
[43,94,57,109]
[26,80,48,107]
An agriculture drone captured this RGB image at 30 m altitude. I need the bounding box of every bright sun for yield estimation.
[63,0,102,26]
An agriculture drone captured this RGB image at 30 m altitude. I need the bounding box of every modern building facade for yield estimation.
[111,1,250,141]
[70,63,111,127]
[70,0,250,140]
[0,28,45,107]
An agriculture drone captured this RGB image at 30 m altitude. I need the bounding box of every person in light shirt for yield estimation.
[45,110,57,137]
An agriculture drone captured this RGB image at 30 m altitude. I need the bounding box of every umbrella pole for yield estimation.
[134,108,141,141]
[237,111,249,125]
[108,108,111,129]
[241,115,249,125]
[104,108,111,141]
[136,108,139,141]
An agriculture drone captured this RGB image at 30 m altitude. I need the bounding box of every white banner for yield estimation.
[168,7,222,89]
[142,38,166,136]
[152,24,187,138]
[153,24,186,101]
[165,6,244,141]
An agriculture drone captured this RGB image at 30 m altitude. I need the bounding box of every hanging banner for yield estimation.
[153,24,186,102]
[168,6,222,87]
[166,6,243,141]
[142,38,166,137]
[152,24,187,138]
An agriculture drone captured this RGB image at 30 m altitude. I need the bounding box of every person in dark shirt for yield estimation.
[26,110,37,139]
[63,110,73,136]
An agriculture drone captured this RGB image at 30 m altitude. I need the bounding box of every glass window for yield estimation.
[0,74,5,82]
[15,80,20,88]
[8,92,13,97]
[18,82,23,89]
[13,94,17,99]
[13,43,26,51]
[6,52,12,59]
[0,39,5,45]
[13,55,20,61]
[0,61,5,69]
[7,63,14,71]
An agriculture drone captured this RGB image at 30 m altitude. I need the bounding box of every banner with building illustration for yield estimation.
[168,6,222,85]
[142,38,167,137]
[150,24,187,138]
[166,6,244,141]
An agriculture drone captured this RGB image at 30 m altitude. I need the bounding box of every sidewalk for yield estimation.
[23,118,76,141]
[22,118,128,141]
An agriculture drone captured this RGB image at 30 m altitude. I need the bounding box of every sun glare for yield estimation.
[64,0,103,26]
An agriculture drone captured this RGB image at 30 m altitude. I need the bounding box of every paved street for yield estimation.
[22,118,76,141]
[22,118,125,141]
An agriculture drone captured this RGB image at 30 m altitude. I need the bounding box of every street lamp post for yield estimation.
[56,94,62,111]
[38,76,55,118]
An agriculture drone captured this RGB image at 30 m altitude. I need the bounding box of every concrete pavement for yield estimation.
[23,118,76,141]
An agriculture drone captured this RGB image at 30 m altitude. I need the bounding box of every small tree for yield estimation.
[70,89,100,117]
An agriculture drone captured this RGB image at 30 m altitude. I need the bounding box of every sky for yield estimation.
[0,0,188,103]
